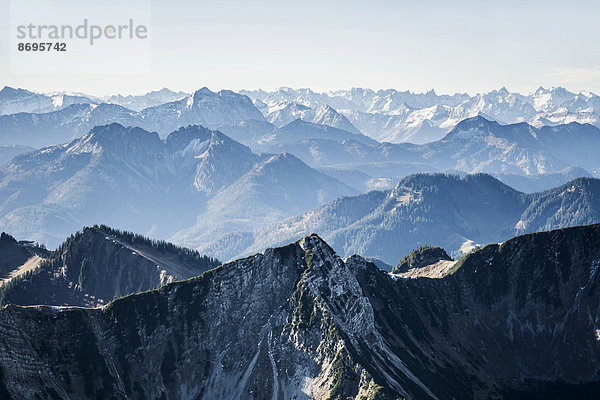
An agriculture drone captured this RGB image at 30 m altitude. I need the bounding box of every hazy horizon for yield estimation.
[1,0,599,96]
[1,84,598,99]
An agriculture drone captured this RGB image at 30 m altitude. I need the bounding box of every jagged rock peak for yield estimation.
[297,232,332,252]
[2,226,600,398]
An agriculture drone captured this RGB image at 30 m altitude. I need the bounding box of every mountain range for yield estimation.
[1,119,598,259]
[1,85,599,197]
[0,123,356,248]
[0,113,599,264]
[0,87,264,147]
[1,81,599,400]
[198,173,600,264]
[226,116,600,193]
[0,86,188,115]
[1,85,600,264]
[255,100,361,133]
[2,85,599,149]
[242,86,600,144]
[0,223,599,399]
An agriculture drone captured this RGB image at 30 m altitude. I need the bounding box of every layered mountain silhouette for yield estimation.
[103,88,188,111]
[137,88,265,134]
[418,115,600,174]
[2,117,598,263]
[0,224,599,399]
[243,86,600,143]
[1,84,599,400]
[1,84,599,197]
[0,123,356,248]
[261,100,361,133]
[256,119,376,147]
[203,173,600,263]
[231,116,600,193]
[0,103,140,147]
[2,84,599,149]
[0,87,265,147]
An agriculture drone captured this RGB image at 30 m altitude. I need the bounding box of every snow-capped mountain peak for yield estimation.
[242,86,600,144]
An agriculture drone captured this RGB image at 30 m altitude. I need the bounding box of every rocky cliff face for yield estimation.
[354,224,600,398]
[0,225,599,399]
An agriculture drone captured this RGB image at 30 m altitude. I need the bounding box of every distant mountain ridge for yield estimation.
[0,87,265,147]
[242,86,600,143]
[0,123,356,248]
[0,86,187,115]
[2,85,599,147]
[234,116,600,194]
[256,119,376,148]
[0,86,95,116]
[102,88,188,111]
[1,86,599,197]
[201,173,600,263]
[1,114,598,256]
[261,100,361,133]
[0,225,219,307]
[137,88,265,134]
[416,115,600,174]
[171,151,357,248]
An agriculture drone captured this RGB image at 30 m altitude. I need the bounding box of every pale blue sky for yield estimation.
[1,0,599,96]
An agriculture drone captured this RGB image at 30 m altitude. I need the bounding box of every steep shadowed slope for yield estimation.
[0,225,599,399]
[0,225,219,307]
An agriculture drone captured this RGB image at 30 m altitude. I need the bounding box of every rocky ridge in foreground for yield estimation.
[0,224,600,399]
